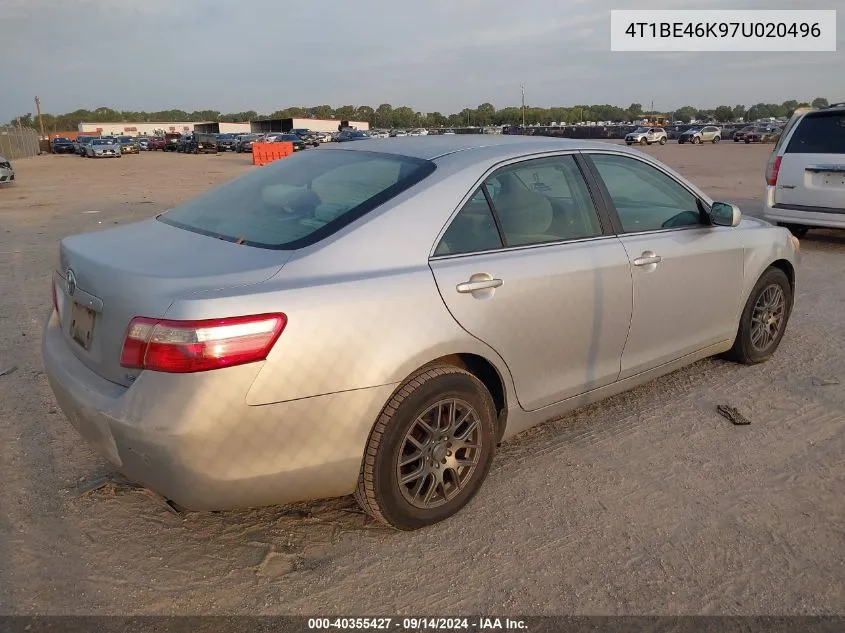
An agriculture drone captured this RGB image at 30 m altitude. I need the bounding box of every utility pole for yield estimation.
[521,84,526,127]
[35,95,46,139]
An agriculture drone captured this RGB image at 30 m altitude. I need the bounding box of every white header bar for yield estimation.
[610,10,837,52]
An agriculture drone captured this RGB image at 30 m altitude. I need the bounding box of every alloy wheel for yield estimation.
[751,284,786,352]
[396,398,483,509]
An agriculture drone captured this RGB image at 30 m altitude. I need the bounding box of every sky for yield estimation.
[0,0,842,122]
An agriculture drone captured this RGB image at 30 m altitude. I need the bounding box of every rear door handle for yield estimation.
[633,254,662,266]
[456,278,503,293]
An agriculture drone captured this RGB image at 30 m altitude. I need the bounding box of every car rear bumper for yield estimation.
[764,188,845,229]
[0,168,14,183]
[42,312,394,510]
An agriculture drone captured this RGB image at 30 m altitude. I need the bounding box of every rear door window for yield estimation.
[158,150,435,249]
[785,112,845,154]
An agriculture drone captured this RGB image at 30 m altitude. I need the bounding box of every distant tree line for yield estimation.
[9,97,833,132]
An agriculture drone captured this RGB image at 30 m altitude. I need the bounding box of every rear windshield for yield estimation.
[786,112,845,154]
[158,149,435,249]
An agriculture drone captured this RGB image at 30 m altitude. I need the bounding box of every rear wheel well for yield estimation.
[421,354,508,441]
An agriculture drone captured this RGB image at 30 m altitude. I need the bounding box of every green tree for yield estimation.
[393,106,416,128]
[474,102,496,126]
[375,103,393,127]
[732,104,747,121]
[355,105,375,124]
[811,97,829,109]
[674,106,696,123]
[628,103,643,118]
[312,105,334,119]
[714,105,733,122]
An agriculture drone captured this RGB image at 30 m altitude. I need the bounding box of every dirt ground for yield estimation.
[0,143,843,616]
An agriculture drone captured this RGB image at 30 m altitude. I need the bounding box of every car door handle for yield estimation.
[633,254,662,266]
[456,278,503,293]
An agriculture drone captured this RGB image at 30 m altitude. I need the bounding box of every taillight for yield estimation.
[767,155,782,186]
[120,313,286,373]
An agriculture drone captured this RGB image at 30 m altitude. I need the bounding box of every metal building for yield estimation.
[250,118,370,134]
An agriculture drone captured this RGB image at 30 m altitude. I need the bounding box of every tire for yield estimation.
[640,137,648,146]
[713,136,721,144]
[659,137,667,145]
[724,267,792,365]
[693,136,702,144]
[777,223,809,238]
[354,364,497,530]
[745,138,751,144]
[626,142,632,146]
[678,140,685,145]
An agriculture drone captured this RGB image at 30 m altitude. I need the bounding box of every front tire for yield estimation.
[659,137,667,145]
[724,267,792,365]
[355,364,497,530]
[640,137,648,146]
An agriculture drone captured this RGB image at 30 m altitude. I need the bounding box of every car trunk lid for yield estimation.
[54,218,291,387]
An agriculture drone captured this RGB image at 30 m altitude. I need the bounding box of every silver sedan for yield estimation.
[42,136,799,529]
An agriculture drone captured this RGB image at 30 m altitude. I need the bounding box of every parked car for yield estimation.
[217,133,238,152]
[763,103,845,237]
[148,137,166,151]
[164,133,181,151]
[236,134,265,153]
[625,127,668,146]
[117,136,139,155]
[0,155,14,184]
[183,133,219,154]
[43,136,799,530]
[290,129,321,147]
[75,136,97,156]
[138,138,151,151]
[732,125,757,142]
[678,126,722,144]
[391,130,408,137]
[85,138,121,158]
[744,126,781,144]
[336,130,372,142]
[264,133,306,151]
[51,137,76,154]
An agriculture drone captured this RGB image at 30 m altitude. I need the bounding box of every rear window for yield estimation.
[786,112,845,154]
[158,149,435,249]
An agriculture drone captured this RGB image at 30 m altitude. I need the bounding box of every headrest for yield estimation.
[495,189,553,235]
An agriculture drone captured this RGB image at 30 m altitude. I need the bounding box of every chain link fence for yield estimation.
[0,125,41,160]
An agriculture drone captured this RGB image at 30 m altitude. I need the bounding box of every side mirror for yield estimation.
[710,202,742,227]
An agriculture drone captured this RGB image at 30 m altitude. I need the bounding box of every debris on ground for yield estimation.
[717,404,751,426]
[812,377,840,387]
[0,365,18,377]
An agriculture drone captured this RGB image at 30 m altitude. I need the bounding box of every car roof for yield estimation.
[325,135,622,162]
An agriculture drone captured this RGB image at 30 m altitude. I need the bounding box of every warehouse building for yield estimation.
[193,121,251,135]
[250,117,370,134]
[78,121,196,136]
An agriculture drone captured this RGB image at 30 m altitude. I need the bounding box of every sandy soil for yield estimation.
[0,144,843,616]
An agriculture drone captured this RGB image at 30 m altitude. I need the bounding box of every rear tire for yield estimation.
[640,137,648,146]
[354,364,497,530]
[713,136,721,144]
[777,223,809,238]
[724,267,792,365]
[693,136,702,144]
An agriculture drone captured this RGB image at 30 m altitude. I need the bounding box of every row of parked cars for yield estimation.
[624,123,784,146]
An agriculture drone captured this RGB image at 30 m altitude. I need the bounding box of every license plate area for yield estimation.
[70,301,96,350]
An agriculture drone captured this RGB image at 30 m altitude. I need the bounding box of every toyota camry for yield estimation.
[43,136,799,530]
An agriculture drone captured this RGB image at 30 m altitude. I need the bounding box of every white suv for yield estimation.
[763,104,845,236]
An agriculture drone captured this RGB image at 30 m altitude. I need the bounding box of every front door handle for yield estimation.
[456,278,503,293]
[633,253,662,266]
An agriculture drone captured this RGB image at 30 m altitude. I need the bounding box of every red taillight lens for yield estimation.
[767,155,782,186]
[120,313,287,373]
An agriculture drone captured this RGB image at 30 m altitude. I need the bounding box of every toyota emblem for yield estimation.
[66,268,77,297]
